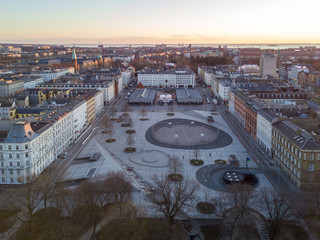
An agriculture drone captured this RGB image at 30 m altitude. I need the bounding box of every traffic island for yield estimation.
[122,113,129,116]
[110,118,117,121]
[124,147,136,153]
[196,202,215,214]
[168,173,183,182]
[126,129,136,134]
[214,159,227,165]
[167,113,175,116]
[140,118,149,121]
[105,139,116,143]
[211,112,218,115]
[121,123,131,127]
[190,159,204,166]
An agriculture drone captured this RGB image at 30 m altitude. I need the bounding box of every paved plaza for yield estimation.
[63,108,273,217]
[145,118,233,149]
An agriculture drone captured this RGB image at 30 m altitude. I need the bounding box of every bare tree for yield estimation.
[193,145,200,160]
[212,184,260,239]
[105,171,132,215]
[168,104,174,113]
[140,107,147,119]
[168,156,183,175]
[75,177,110,239]
[110,106,117,118]
[145,175,199,237]
[103,117,114,139]
[36,166,63,209]
[12,175,43,236]
[257,187,296,239]
[126,134,135,148]
[122,102,131,114]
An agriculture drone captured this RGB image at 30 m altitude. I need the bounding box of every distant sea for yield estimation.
[62,44,320,49]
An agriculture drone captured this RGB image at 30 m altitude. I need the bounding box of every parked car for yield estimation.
[89,153,100,161]
[207,116,214,122]
[228,154,239,167]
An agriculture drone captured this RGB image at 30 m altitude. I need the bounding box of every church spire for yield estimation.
[72,46,78,73]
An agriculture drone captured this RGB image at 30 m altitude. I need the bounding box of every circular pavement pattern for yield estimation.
[145,118,233,149]
[129,150,170,167]
[196,164,260,192]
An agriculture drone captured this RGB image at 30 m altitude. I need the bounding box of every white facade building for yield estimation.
[288,65,309,81]
[23,77,44,89]
[218,81,232,101]
[0,102,15,120]
[31,68,74,82]
[0,80,25,97]
[138,68,196,88]
[256,110,278,157]
[0,90,105,184]
[41,81,115,105]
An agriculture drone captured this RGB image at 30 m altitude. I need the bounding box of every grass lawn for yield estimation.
[275,224,309,240]
[97,218,187,240]
[200,225,221,240]
[0,209,19,234]
[14,206,108,240]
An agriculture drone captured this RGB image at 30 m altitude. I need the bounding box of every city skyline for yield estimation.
[1,0,320,44]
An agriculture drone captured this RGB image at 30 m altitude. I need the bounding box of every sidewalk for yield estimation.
[220,109,298,192]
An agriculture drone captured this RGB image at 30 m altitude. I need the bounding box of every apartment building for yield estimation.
[138,67,196,88]
[0,80,24,97]
[31,67,74,82]
[272,120,320,189]
[0,90,104,184]
[259,53,277,78]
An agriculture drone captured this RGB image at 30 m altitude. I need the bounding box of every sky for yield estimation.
[1,0,320,45]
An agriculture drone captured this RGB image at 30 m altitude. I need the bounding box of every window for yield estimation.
[17,169,20,175]
[1,178,4,183]
[25,152,29,158]
[310,154,314,161]
[9,154,12,159]
[0,153,3,159]
[1,170,4,174]
[17,162,20,167]
[297,171,300,179]
[0,145,3,150]
[8,145,11,150]
[309,163,314,172]
[10,178,13,183]
[16,145,19,150]
[25,144,28,150]
[298,162,301,169]
[308,173,314,182]
[9,162,12,167]
[294,168,297,174]
[26,160,29,166]
[16,153,20,159]
[9,170,13,175]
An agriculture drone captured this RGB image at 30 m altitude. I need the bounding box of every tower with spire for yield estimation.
[72,47,78,73]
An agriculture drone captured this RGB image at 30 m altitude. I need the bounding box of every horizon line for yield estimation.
[1,42,320,46]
